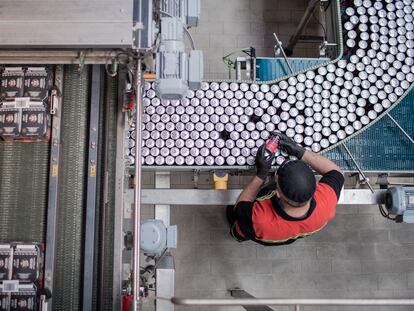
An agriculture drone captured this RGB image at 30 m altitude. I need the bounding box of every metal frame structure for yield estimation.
[0,0,133,48]
[82,65,102,311]
[284,0,321,56]
[43,65,64,311]
[170,297,414,309]
[140,188,386,206]
[113,66,129,311]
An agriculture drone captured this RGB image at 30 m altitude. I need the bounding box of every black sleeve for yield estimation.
[233,201,256,239]
[319,170,345,200]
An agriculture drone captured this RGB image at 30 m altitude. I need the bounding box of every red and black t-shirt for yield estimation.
[231,170,344,246]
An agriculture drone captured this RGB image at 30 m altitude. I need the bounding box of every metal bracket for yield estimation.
[377,174,390,189]
[156,253,175,311]
[155,171,171,226]
[193,170,200,189]
[319,41,337,57]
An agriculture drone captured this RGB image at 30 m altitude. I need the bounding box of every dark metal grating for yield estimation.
[99,75,118,311]
[0,142,49,242]
[324,88,414,171]
[53,65,90,311]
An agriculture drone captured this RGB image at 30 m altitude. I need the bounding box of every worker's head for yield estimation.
[275,160,316,207]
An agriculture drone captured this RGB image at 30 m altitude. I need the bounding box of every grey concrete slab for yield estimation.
[188,0,323,78]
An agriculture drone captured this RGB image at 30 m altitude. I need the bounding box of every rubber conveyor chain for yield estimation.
[133,0,414,170]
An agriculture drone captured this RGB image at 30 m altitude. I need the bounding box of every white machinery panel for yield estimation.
[0,0,133,47]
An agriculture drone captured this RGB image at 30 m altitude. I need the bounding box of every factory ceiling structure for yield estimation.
[0,0,413,311]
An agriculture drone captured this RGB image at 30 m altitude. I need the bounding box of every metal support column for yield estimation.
[155,172,171,226]
[156,254,175,311]
[230,289,274,311]
[83,65,102,311]
[44,65,64,311]
[284,0,320,56]
[132,58,144,311]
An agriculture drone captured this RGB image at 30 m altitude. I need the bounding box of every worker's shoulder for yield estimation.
[317,170,345,200]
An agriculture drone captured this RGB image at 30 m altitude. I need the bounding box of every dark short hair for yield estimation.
[277,184,310,207]
[276,160,316,205]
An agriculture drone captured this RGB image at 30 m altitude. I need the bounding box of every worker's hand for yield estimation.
[278,133,305,160]
[255,145,275,181]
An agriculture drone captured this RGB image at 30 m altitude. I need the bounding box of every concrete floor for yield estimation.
[190,0,325,80]
[141,172,414,311]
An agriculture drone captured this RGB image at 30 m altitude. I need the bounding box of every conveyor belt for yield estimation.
[53,65,90,311]
[137,0,414,170]
[99,75,119,311]
[0,142,49,242]
[322,88,414,171]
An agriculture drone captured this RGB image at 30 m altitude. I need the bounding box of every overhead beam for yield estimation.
[141,189,386,206]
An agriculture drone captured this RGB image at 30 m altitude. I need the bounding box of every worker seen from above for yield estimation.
[227,133,345,245]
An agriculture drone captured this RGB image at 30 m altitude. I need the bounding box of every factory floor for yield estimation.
[141,172,414,311]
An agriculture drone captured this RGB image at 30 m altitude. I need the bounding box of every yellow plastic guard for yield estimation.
[213,172,228,190]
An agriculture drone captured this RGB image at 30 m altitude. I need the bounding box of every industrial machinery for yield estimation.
[154,0,203,99]
[0,0,413,311]
[385,187,414,223]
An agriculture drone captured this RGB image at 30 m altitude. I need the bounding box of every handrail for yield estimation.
[170,297,414,307]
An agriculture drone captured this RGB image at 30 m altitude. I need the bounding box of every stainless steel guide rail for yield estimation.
[140,188,386,206]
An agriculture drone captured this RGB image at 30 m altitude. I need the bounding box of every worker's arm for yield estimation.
[278,133,343,175]
[236,176,264,204]
[236,145,274,204]
[301,150,343,175]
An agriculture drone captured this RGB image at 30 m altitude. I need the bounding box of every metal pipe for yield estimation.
[273,33,294,74]
[386,113,414,144]
[0,50,119,64]
[341,143,375,193]
[132,58,144,310]
[170,298,414,306]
